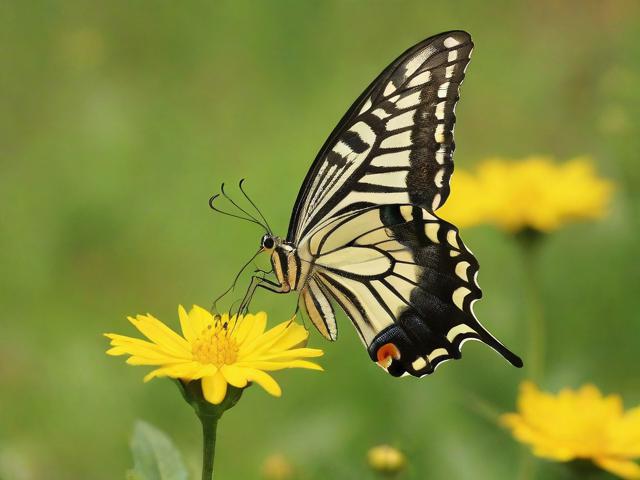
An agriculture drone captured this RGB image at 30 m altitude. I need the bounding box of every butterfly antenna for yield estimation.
[221,182,267,230]
[209,194,264,227]
[239,179,273,234]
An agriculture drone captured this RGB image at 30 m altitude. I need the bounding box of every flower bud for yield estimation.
[367,444,406,475]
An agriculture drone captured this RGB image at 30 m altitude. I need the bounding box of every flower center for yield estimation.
[192,325,239,367]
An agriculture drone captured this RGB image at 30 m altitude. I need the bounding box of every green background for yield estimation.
[1,1,639,479]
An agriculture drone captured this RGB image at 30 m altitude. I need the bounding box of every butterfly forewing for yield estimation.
[288,31,474,243]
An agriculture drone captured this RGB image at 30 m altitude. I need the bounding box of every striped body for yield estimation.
[270,243,338,340]
[270,243,309,292]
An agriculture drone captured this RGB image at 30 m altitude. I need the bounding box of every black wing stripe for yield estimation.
[316,272,368,342]
[301,278,337,341]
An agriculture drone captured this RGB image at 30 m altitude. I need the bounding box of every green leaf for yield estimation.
[128,420,189,480]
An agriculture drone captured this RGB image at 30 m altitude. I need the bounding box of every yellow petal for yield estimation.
[189,305,214,333]
[105,333,165,350]
[202,371,228,405]
[105,334,188,362]
[247,347,324,362]
[128,314,190,357]
[240,319,302,357]
[608,406,640,457]
[125,355,186,366]
[232,314,255,344]
[178,305,197,343]
[142,362,203,382]
[237,360,323,371]
[191,364,217,379]
[236,312,268,346]
[594,457,640,480]
[244,368,282,397]
[500,413,576,461]
[268,321,310,351]
[221,364,249,388]
[254,320,291,345]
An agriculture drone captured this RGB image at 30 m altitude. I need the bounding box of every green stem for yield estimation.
[516,229,545,382]
[516,450,534,480]
[515,229,546,480]
[200,415,219,480]
[175,380,244,480]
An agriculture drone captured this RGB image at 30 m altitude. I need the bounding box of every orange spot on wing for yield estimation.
[376,343,401,368]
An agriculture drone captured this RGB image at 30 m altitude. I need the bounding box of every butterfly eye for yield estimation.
[262,236,275,250]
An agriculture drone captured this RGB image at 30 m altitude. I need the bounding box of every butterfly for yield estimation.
[211,30,523,377]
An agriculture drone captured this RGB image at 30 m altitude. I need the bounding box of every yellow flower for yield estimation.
[439,156,614,232]
[367,444,407,475]
[105,306,323,405]
[501,382,640,479]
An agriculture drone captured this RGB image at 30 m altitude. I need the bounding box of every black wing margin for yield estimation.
[366,205,523,376]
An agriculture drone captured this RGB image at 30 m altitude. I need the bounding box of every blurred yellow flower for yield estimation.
[367,444,407,475]
[261,453,295,480]
[439,156,614,232]
[105,306,323,405]
[502,382,640,479]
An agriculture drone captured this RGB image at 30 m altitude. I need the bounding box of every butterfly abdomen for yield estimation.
[270,244,341,342]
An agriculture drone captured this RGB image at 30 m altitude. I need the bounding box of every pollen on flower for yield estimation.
[192,326,239,367]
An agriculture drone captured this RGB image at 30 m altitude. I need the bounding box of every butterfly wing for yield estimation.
[288,30,522,375]
[288,30,473,243]
[299,205,522,376]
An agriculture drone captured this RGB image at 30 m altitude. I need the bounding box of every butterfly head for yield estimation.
[260,234,280,253]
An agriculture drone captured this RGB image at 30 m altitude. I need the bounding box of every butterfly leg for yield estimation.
[238,275,289,315]
[254,266,274,275]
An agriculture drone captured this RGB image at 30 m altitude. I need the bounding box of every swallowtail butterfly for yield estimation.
[213,31,523,377]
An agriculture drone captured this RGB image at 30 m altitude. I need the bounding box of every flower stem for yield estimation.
[516,450,534,480]
[200,414,219,480]
[175,380,244,480]
[515,229,545,480]
[516,229,545,382]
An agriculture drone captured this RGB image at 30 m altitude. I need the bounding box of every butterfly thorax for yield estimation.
[263,237,311,293]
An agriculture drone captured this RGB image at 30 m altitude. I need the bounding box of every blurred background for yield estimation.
[1,1,639,479]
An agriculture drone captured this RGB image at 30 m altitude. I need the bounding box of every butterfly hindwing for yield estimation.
[368,205,522,375]
[299,205,522,376]
[300,277,337,341]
